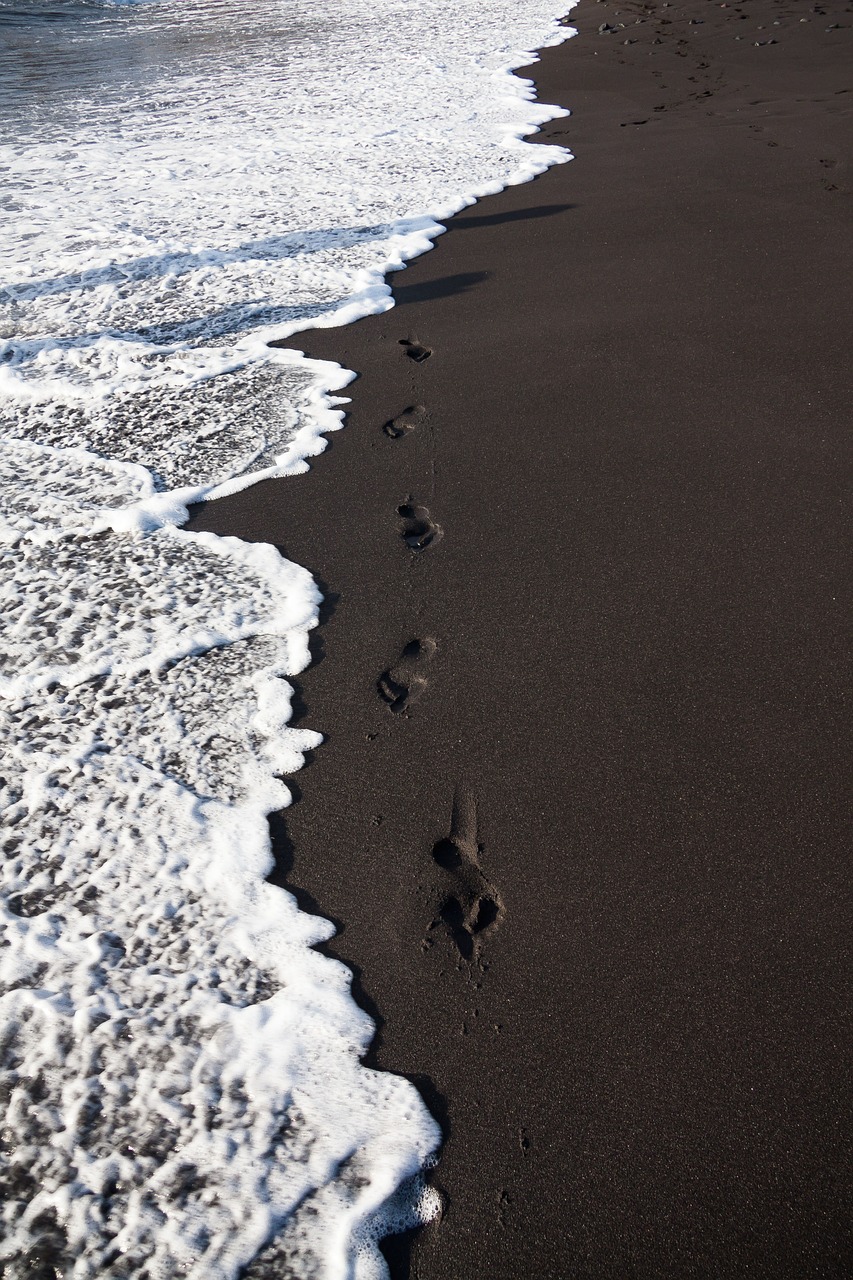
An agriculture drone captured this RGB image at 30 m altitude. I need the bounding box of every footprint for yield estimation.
[377,637,437,714]
[384,404,426,439]
[399,336,432,363]
[426,791,502,962]
[398,500,441,551]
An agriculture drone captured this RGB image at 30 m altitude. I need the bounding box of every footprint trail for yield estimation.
[426,790,503,962]
[384,405,427,439]
[377,637,437,714]
[400,336,433,363]
[398,500,442,551]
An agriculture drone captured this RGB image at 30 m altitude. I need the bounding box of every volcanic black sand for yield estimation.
[188,1,852,1275]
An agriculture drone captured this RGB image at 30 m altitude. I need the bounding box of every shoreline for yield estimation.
[189,1,852,1275]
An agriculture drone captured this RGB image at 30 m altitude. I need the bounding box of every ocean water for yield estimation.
[0,1,574,1275]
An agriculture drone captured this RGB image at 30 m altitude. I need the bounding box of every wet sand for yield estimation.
[189,0,852,1274]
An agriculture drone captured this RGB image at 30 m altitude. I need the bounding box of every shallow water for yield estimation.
[0,0,573,1273]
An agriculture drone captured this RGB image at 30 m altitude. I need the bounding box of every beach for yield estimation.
[187,0,852,1274]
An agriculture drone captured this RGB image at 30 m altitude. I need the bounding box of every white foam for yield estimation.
[1,0,574,510]
[0,0,577,1274]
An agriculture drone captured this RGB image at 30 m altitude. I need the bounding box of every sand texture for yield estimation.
[189,0,852,1274]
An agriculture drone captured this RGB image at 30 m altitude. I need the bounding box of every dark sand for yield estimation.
[189,1,852,1274]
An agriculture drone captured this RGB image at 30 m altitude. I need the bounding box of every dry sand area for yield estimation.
[190,0,852,1274]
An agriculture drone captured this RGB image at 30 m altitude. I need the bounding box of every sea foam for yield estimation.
[0,0,576,1273]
